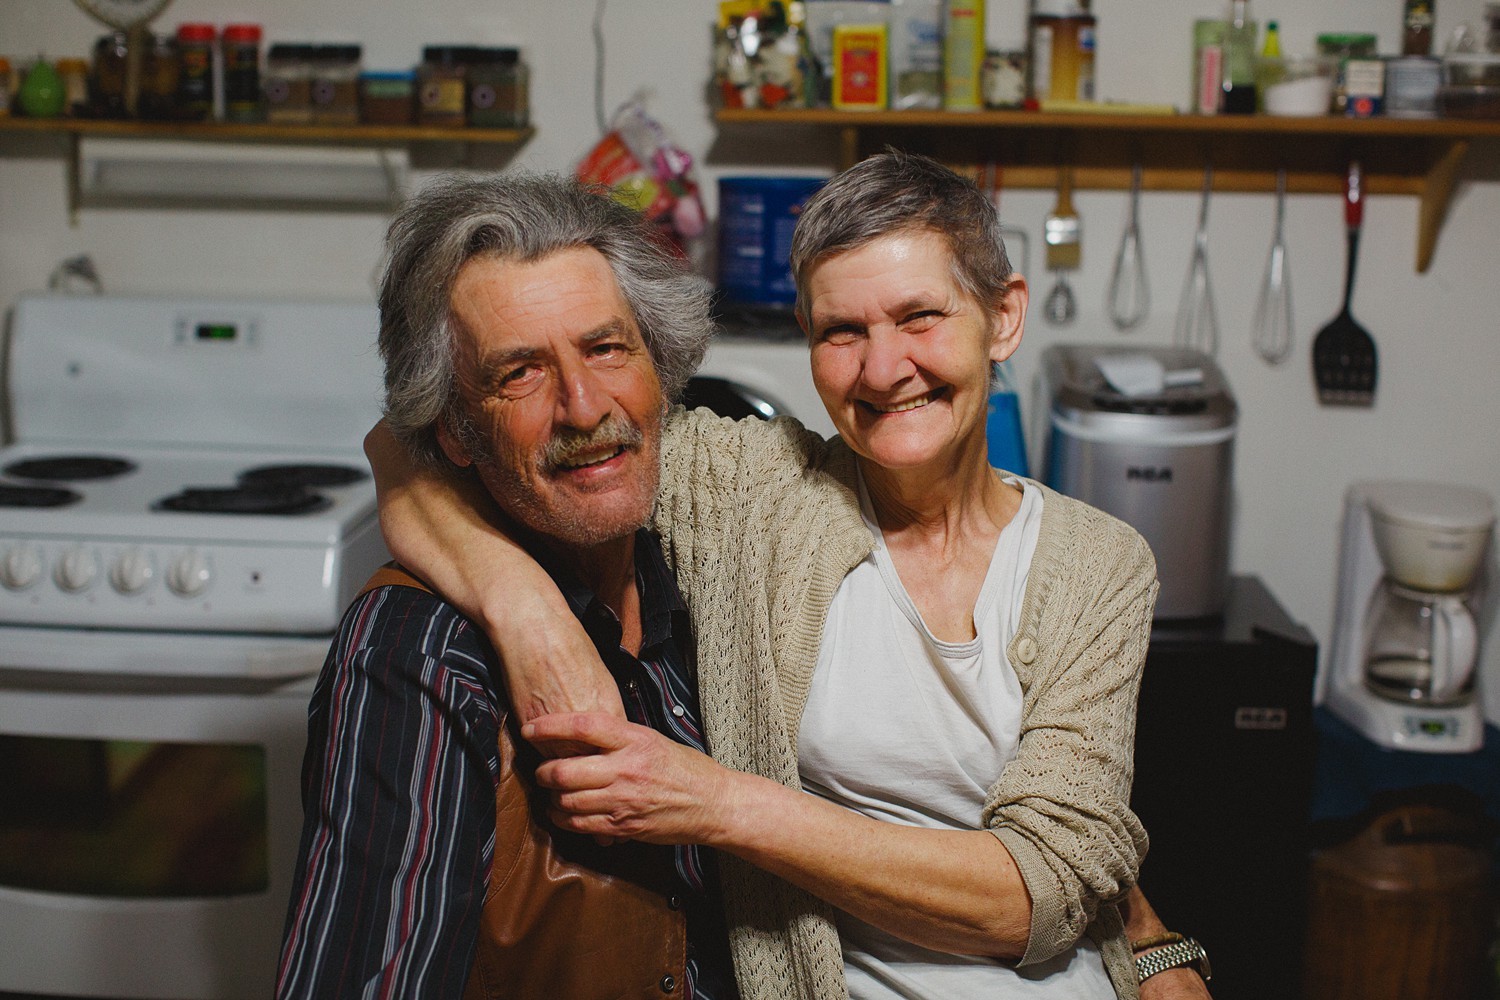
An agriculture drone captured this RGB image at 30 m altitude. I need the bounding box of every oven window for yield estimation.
[0,736,268,898]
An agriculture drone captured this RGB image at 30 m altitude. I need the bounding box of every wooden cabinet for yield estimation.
[715,108,1500,272]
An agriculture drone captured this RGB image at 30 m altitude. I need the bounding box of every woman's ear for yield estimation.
[989,274,1028,365]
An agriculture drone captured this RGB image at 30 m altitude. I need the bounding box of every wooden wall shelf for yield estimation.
[714,108,1500,272]
[0,117,535,218]
[0,117,534,147]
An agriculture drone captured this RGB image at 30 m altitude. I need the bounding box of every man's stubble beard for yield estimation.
[468,411,662,550]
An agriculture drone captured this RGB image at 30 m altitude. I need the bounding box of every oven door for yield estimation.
[0,641,318,1000]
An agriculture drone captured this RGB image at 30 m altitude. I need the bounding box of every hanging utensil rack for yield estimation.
[714,107,1500,273]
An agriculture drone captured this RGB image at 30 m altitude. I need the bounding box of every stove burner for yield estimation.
[4,455,136,481]
[155,485,332,516]
[237,463,369,489]
[0,483,82,508]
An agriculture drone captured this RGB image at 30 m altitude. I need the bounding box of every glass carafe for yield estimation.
[1363,580,1478,706]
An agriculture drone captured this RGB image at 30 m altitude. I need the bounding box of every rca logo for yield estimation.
[1234,707,1288,731]
[1126,466,1173,483]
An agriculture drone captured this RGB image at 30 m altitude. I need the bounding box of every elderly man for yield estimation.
[275,173,737,999]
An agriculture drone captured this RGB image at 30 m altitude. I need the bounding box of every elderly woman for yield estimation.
[370,152,1199,999]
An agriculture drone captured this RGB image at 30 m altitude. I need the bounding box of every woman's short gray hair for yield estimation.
[788,150,1014,327]
[378,171,711,466]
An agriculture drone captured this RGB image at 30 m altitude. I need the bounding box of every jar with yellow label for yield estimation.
[417,46,469,127]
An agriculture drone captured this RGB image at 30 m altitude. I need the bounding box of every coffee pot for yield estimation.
[1323,480,1495,752]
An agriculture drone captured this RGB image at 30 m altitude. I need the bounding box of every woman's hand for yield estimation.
[523,711,1031,960]
[364,421,625,750]
[526,712,735,843]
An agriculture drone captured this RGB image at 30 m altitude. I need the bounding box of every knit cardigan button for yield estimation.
[1014,636,1038,664]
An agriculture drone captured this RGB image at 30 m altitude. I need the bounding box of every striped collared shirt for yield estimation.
[276,530,735,999]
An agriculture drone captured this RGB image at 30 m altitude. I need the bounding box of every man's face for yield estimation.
[438,248,665,550]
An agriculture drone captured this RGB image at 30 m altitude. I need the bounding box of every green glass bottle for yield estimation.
[18,57,66,118]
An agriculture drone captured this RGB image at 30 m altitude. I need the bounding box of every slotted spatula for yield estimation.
[1312,161,1378,406]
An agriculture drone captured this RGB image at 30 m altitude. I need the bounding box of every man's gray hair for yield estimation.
[788,150,1015,327]
[378,171,711,466]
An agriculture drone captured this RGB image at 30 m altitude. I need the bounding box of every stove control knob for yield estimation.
[2,544,43,590]
[110,549,155,595]
[55,547,98,593]
[167,550,212,597]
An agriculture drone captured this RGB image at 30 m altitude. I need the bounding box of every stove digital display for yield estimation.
[174,312,258,348]
[195,322,239,342]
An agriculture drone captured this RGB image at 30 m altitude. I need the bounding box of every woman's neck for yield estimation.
[859,448,1019,557]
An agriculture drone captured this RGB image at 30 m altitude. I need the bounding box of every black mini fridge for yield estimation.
[1131,575,1319,1000]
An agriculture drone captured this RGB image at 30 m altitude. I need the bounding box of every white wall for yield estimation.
[3,0,1499,717]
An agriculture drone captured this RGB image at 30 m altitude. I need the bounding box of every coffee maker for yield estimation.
[1323,480,1496,753]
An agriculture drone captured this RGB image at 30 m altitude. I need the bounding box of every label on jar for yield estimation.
[1344,58,1385,117]
[418,75,466,124]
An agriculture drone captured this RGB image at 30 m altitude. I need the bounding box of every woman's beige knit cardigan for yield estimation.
[651,409,1158,1000]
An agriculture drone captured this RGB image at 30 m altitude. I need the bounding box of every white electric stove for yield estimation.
[0,291,390,999]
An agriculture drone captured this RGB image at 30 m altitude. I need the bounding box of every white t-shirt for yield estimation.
[797,476,1114,1000]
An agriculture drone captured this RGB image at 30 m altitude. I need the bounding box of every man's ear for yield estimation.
[435,418,473,468]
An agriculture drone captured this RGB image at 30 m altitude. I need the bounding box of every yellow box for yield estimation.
[944,0,985,110]
[833,23,889,110]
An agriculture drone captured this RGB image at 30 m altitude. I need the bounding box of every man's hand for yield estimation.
[1122,885,1214,1000]
[524,712,735,844]
[1139,968,1213,1000]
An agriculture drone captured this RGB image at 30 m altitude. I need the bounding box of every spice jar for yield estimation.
[222,23,262,122]
[264,43,313,124]
[1317,33,1378,113]
[466,47,528,128]
[416,46,470,127]
[175,22,216,120]
[1027,0,1096,103]
[308,44,361,124]
[359,71,415,125]
[54,58,89,116]
[138,32,180,120]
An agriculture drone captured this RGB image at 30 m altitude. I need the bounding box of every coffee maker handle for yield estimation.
[1430,599,1478,703]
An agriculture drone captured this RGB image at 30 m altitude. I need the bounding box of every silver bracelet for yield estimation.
[1134,936,1211,984]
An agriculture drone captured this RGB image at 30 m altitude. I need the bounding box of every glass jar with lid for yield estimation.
[1317,33,1379,112]
[308,44,361,125]
[416,46,470,127]
[466,47,529,128]
[175,22,216,120]
[264,43,314,124]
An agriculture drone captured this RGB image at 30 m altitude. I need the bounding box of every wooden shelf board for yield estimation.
[0,117,534,146]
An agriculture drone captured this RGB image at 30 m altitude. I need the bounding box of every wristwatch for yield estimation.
[1134,936,1212,984]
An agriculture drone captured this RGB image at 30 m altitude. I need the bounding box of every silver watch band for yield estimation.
[1134,936,1211,984]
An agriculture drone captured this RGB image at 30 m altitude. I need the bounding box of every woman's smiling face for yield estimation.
[803,229,1025,477]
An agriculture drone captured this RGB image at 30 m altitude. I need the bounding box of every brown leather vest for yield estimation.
[360,565,689,1000]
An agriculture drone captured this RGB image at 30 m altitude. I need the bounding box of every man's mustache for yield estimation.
[541,414,644,471]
